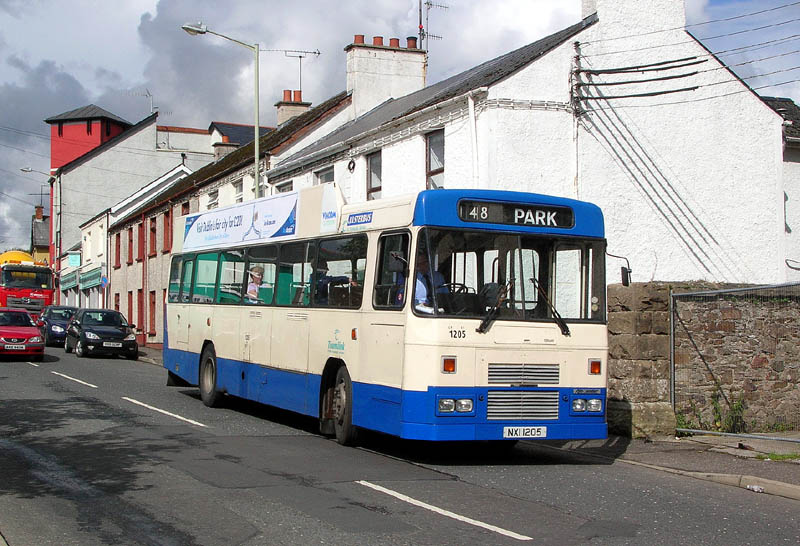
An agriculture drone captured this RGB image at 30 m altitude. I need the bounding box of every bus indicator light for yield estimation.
[351,328,358,340]
[442,356,456,373]
[589,359,601,375]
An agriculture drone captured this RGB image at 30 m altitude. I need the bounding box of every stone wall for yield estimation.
[606,281,741,438]
[607,281,800,438]
[673,294,800,432]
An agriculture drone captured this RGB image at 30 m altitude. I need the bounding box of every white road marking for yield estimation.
[51,371,97,388]
[121,397,207,428]
[27,361,39,367]
[357,480,533,541]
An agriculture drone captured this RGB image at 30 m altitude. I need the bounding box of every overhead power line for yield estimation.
[697,16,800,41]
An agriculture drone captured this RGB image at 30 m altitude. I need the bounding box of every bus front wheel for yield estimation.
[199,345,221,407]
[333,366,358,446]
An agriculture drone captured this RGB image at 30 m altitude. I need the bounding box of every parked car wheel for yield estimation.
[75,340,85,358]
[64,338,72,353]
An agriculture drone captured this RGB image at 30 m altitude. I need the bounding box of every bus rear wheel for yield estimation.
[332,366,358,446]
[199,345,221,407]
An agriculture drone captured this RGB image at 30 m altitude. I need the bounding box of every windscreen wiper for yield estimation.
[531,278,571,337]
[476,280,511,334]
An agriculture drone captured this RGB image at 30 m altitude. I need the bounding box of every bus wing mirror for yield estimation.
[621,266,632,287]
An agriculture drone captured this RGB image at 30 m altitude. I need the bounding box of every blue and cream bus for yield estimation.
[165,184,608,445]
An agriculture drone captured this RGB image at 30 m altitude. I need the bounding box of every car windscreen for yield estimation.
[0,311,35,327]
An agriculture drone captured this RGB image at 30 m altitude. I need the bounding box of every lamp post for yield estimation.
[182,22,262,198]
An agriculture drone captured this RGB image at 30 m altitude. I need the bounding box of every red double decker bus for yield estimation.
[0,251,54,320]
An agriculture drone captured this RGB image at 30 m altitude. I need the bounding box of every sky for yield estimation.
[0,0,798,251]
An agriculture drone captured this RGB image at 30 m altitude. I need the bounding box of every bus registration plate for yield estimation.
[503,426,547,439]
[4,344,25,350]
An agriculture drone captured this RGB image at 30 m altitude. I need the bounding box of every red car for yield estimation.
[0,308,44,361]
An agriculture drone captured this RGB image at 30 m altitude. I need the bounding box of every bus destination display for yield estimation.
[458,200,574,228]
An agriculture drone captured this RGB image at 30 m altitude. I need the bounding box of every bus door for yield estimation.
[270,241,312,381]
[241,245,276,367]
[361,233,410,413]
[171,256,194,346]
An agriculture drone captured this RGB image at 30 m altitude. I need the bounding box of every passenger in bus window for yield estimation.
[315,260,356,305]
[246,266,265,303]
[414,252,447,312]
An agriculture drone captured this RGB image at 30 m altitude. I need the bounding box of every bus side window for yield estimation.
[216,250,245,304]
[192,252,219,304]
[179,258,195,303]
[373,232,409,309]
[276,242,312,307]
[168,256,183,303]
[245,245,277,306]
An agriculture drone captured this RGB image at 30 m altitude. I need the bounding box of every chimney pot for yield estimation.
[354,34,365,44]
[406,36,418,49]
[282,89,292,102]
[373,36,384,46]
[35,205,43,220]
[389,37,400,48]
[222,135,230,143]
[293,90,302,102]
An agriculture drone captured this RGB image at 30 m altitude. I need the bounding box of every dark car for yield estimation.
[0,308,44,361]
[38,305,78,346]
[64,309,138,360]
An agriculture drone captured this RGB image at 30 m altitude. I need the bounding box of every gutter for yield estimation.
[268,87,490,180]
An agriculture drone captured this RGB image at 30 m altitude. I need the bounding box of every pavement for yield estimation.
[137,346,800,502]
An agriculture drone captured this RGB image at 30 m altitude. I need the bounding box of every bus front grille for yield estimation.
[486,391,559,420]
[488,363,559,385]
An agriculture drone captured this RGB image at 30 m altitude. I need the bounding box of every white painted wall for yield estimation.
[56,120,213,255]
[784,148,800,281]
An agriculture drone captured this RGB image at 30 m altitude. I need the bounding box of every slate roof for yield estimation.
[270,13,597,175]
[763,96,800,140]
[118,90,352,214]
[45,104,131,126]
[209,122,273,145]
[31,217,49,247]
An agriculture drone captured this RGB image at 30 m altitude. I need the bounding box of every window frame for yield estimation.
[148,217,157,257]
[314,167,334,186]
[426,129,444,190]
[366,151,382,201]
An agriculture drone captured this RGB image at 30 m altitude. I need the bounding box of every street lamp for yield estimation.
[182,22,262,198]
[20,167,51,176]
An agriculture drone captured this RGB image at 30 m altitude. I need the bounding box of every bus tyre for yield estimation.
[333,366,358,446]
[199,345,221,407]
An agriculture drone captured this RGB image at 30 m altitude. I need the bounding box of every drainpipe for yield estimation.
[468,91,480,188]
[141,211,147,347]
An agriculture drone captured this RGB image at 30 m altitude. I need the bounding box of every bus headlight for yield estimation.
[587,399,603,412]
[455,399,473,413]
[438,399,455,412]
[572,398,587,412]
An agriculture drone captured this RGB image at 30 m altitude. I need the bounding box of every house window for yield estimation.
[137,289,144,332]
[105,120,111,137]
[162,209,171,253]
[275,180,293,193]
[127,228,133,265]
[252,178,267,199]
[114,233,121,268]
[426,129,444,189]
[86,120,92,135]
[114,292,120,312]
[314,167,334,185]
[149,217,157,257]
[181,202,190,216]
[137,222,145,261]
[367,151,382,201]
[58,122,63,137]
[233,179,243,203]
[148,291,156,335]
[207,190,219,210]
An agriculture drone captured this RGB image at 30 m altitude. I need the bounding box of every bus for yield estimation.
[0,250,54,320]
[164,184,607,445]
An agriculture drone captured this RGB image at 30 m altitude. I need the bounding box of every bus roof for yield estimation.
[175,185,604,253]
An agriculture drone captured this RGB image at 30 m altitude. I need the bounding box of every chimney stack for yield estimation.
[35,205,43,220]
[345,32,427,117]
[275,89,312,125]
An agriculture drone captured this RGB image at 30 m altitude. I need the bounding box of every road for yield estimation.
[1,348,798,545]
